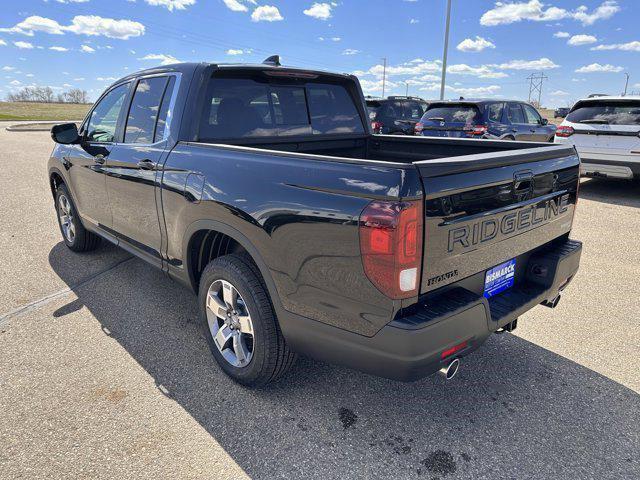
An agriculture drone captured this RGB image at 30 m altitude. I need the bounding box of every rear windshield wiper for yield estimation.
[579,119,610,124]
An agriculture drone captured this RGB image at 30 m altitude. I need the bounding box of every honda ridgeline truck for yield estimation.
[48,60,582,386]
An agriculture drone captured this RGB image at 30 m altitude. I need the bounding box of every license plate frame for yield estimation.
[483,259,516,299]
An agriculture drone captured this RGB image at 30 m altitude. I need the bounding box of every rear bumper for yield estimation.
[580,158,640,179]
[279,239,582,381]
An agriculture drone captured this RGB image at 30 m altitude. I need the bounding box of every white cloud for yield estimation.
[342,49,360,55]
[222,0,256,12]
[251,5,283,22]
[575,63,623,73]
[553,31,570,38]
[226,48,245,55]
[144,0,196,11]
[549,90,569,96]
[447,63,508,79]
[567,34,597,46]
[592,41,640,52]
[14,41,34,49]
[1,16,65,35]
[303,3,334,21]
[96,76,117,81]
[331,37,341,42]
[451,85,501,97]
[456,36,495,52]
[573,1,620,26]
[0,15,145,40]
[10,80,21,85]
[2,66,15,71]
[80,45,95,53]
[480,1,619,27]
[409,18,419,24]
[49,46,69,51]
[140,53,181,65]
[496,57,559,70]
[0,39,6,46]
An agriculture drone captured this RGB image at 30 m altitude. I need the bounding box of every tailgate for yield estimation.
[414,145,580,293]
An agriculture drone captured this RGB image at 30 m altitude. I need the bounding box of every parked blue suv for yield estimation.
[415,100,556,141]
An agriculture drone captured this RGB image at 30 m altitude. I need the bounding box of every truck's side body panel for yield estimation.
[160,142,424,336]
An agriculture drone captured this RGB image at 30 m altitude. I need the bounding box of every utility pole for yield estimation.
[405,81,409,96]
[439,0,452,100]
[623,72,630,96]
[382,57,387,98]
[527,72,548,107]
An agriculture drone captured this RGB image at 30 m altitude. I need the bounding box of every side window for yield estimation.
[507,103,525,124]
[124,76,170,144]
[86,83,130,143]
[523,104,542,125]
[154,76,176,142]
[488,103,504,122]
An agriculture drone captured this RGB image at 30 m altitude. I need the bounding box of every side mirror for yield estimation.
[540,118,549,126]
[51,123,80,144]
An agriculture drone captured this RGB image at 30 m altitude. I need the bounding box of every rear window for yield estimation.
[566,101,640,125]
[421,104,481,124]
[404,101,427,120]
[199,76,364,140]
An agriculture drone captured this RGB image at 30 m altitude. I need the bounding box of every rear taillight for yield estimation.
[414,122,424,134]
[556,125,574,137]
[371,121,383,133]
[359,200,424,299]
[464,124,488,136]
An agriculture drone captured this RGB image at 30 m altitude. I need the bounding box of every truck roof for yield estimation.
[114,62,355,86]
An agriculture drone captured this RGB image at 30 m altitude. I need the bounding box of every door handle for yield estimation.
[93,154,106,165]
[511,129,518,133]
[137,159,156,170]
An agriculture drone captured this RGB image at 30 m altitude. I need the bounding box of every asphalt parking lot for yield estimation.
[0,124,638,480]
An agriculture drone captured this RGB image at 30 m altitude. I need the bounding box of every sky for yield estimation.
[0,0,639,107]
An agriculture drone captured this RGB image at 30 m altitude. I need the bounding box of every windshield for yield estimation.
[421,104,481,124]
[199,75,365,140]
[567,101,640,125]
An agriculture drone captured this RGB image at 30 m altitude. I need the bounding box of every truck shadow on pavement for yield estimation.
[578,178,640,208]
[48,245,640,480]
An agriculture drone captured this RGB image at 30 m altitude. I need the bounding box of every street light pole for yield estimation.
[382,57,387,98]
[439,0,452,100]
[623,72,630,96]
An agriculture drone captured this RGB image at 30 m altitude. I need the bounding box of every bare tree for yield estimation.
[6,86,89,104]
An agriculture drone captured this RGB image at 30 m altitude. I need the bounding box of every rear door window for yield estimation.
[487,103,504,122]
[507,103,525,124]
[422,104,481,124]
[124,76,170,144]
[199,76,364,140]
[567,101,640,125]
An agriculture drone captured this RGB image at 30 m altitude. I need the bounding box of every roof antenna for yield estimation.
[263,55,281,67]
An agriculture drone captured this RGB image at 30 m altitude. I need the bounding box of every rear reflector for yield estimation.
[414,122,424,134]
[359,200,424,299]
[441,341,468,359]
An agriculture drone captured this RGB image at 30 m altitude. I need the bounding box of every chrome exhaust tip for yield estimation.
[439,358,460,380]
[541,294,561,309]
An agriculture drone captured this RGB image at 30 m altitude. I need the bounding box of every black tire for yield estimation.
[198,253,296,387]
[54,184,101,252]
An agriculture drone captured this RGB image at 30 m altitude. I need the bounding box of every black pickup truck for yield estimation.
[48,60,582,387]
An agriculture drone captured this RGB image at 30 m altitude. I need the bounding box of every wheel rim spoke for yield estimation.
[213,324,233,351]
[207,292,227,319]
[222,282,237,309]
[237,315,253,335]
[233,333,248,365]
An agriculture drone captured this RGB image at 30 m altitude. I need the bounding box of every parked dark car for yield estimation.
[366,96,429,134]
[416,100,556,142]
[554,107,570,118]
[48,61,581,387]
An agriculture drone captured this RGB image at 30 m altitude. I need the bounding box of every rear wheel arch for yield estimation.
[183,220,280,308]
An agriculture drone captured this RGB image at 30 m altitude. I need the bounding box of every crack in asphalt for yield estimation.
[0,256,134,329]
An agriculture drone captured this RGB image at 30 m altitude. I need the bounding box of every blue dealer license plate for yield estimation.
[483,259,516,298]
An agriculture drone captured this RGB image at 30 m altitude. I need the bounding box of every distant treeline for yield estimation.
[6,86,90,104]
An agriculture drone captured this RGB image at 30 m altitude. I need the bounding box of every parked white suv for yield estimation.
[554,96,640,180]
